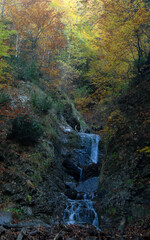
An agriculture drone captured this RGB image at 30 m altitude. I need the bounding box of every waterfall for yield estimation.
[63,132,101,228]
[90,134,101,163]
[63,199,99,227]
[79,133,101,164]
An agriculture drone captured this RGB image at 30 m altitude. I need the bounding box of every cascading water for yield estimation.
[63,132,101,228]
[90,134,101,164]
[63,198,99,227]
[79,133,101,164]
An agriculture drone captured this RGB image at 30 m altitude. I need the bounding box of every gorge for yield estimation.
[0,76,150,239]
[0,0,150,238]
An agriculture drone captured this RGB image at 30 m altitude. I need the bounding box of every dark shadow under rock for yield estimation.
[82,163,100,181]
[62,159,81,181]
[64,189,78,200]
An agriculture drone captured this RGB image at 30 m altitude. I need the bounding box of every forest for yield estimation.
[0,0,150,239]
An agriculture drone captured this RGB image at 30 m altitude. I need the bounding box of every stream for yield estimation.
[63,132,101,228]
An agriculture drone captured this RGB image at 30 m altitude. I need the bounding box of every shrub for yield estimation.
[55,100,65,116]
[9,115,43,144]
[55,100,72,117]
[23,61,40,82]
[0,91,11,106]
[31,93,52,114]
[13,56,40,83]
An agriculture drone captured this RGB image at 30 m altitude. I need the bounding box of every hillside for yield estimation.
[0,0,150,239]
[0,80,85,223]
[0,73,150,240]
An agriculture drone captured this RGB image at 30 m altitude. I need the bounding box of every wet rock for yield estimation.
[65,182,77,189]
[71,149,91,166]
[0,211,12,225]
[75,177,99,193]
[62,159,80,181]
[82,163,100,181]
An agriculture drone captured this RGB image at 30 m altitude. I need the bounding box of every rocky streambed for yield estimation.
[61,130,101,228]
[1,119,150,239]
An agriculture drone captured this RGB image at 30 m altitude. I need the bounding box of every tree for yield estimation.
[96,0,150,78]
[0,22,15,87]
[6,0,66,79]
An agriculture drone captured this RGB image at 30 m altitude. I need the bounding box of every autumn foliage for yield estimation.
[0,0,149,122]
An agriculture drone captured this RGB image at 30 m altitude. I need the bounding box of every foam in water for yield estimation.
[63,199,99,227]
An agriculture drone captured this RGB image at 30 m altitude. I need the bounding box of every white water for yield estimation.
[90,134,101,163]
[79,133,101,163]
[63,133,101,228]
[63,199,99,227]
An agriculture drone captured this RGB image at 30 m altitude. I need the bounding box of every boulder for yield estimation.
[0,212,12,226]
[62,159,81,181]
[75,177,99,193]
